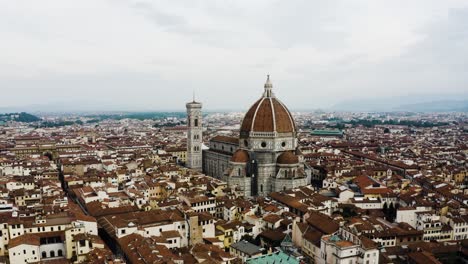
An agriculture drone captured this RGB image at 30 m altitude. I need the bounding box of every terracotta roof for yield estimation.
[9,233,40,248]
[259,229,286,242]
[361,188,393,195]
[100,209,184,230]
[359,235,378,249]
[407,251,442,264]
[270,192,307,212]
[191,243,236,262]
[210,135,238,144]
[277,151,299,164]
[118,234,178,264]
[306,211,339,235]
[353,175,375,189]
[303,229,323,247]
[230,149,250,163]
[263,214,282,224]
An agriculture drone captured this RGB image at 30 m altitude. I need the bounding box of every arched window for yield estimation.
[50,251,55,258]
[58,250,63,257]
[238,168,241,176]
[260,184,263,192]
[194,119,198,127]
[42,251,47,258]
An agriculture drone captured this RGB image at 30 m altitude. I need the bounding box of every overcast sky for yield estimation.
[1,0,468,111]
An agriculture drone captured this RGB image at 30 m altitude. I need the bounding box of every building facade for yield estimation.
[203,76,310,197]
[186,100,203,171]
[203,135,238,179]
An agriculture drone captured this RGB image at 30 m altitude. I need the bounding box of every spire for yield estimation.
[193,90,195,103]
[263,74,274,98]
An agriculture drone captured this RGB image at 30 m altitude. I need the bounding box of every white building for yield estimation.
[318,228,379,264]
[8,234,41,264]
[450,216,468,240]
[416,212,452,241]
[350,197,382,210]
[396,206,432,228]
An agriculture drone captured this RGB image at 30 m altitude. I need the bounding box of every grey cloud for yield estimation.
[0,1,467,112]
[131,2,187,28]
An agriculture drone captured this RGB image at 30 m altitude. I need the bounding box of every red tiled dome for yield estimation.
[230,149,250,163]
[277,151,299,164]
[240,76,296,138]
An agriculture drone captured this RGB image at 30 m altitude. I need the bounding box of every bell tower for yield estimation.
[186,97,203,170]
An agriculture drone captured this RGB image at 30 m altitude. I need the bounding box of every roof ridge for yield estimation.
[275,98,296,133]
[251,97,266,132]
[269,98,277,133]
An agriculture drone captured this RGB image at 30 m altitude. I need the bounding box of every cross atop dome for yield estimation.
[263,74,274,98]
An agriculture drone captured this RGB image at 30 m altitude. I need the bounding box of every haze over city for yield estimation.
[1,0,468,112]
[2,1,468,264]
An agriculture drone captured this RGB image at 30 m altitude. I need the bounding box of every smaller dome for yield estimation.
[277,151,299,164]
[231,149,250,163]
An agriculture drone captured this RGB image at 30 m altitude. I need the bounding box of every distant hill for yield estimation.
[332,94,468,112]
[84,112,187,121]
[0,101,186,113]
[397,100,468,112]
[0,112,41,123]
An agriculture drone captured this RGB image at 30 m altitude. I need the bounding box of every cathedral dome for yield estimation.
[277,151,299,164]
[240,76,296,138]
[230,149,250,163]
